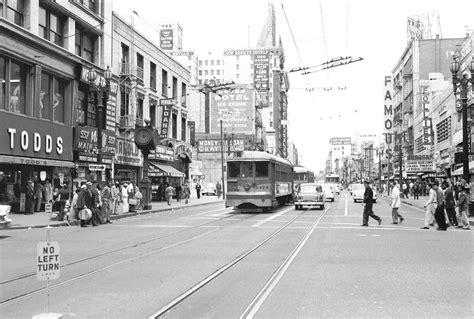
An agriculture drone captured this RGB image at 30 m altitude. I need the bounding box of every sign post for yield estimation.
[34,227,61,318]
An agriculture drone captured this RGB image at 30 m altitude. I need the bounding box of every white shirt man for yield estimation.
[421,184,437,229]
[391,182,404,224]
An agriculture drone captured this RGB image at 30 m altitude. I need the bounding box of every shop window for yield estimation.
[39,72,67,123]
[75,26,96,63]
[39,6,64,46]
[6,0,25,27]
[228,162,240,178]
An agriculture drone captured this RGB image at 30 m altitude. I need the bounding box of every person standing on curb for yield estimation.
[195,183,201,199]
[101,182,112,224]
[390,181,404,224]
[456,185,471,230]
[166,184,174,206]
[421,183,436,229]
[216,182,222,199]
[361,180,382,226]
[182,182,191,204]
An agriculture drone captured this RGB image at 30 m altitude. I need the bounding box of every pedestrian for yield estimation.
[433,181,447,231]
[70,188,81,222]
[361,180,382,226]
[34,179,45,212]
[111,181,120,215]
[25,179,35,214]
[456,185,471,230]
[121,182,129,213]
[52,187,66,221]
[444,182,457,227]
[390,181,404,224]
[409,180,414,197]
[127,182,137,212]
[77,182,99,227]
[421,183,437,229]
[216,181,222,199]
[90,182,101,226]
[182,182,191,204]
[44,180,53,204]
[413,181,420,200]
[165,184,174,206]
[134,187,143,210]
[195,182,201,199]
[175,183,182,202]
[101,182,112,224]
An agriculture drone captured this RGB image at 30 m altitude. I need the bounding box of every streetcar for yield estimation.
[226,151,294,212]
[293,166,315,192]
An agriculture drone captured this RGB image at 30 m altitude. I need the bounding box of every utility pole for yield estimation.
[220,120,226,199]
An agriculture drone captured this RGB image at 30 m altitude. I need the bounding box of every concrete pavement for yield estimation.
[4,195,224,230]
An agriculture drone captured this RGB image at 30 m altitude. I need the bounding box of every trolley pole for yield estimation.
[220,120,226,199]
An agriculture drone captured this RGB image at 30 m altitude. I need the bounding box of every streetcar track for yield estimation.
[0,205,289,305]
[147,204,330,319]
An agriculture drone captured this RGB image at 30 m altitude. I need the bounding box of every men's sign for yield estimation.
[37,242,60,281]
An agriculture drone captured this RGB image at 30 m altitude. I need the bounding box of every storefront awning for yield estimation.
[451,161,474,176]
[149,162,185,178]
[0,155,75,168]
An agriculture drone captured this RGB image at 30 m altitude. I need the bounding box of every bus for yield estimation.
[325,174,340,184]
[226,151,294,212]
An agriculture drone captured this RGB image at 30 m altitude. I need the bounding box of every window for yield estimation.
[199,60,202,66]
[150,62,156,91]
[205,70,208,76]
[75,27,96,62]
[198,79,202,85]
[40,73,51,120]
[236,64,239,70]
[172,76,177,99]
[181,117,186,141]
[181,82,187,106]
[161,69,168,97]
[136,53,144,80]
[121,43,130,73]
[205,60,208,66]
[216,70,220,76]
[75,88,87,125]
[39,7,64,46]
[136,97,143,120]
[436,116,451,143]
[0,58,5,110]
[216,60,220,66]
[198,70,202,76]
[236,74,239,80]
[210,70,214,76]
[6,0,24,26]
[269,121,273,128]
[228,162,240,178]
[241,162,253,178]
[255,162,268,177]
[210,60,214,66]
[8,59,28,115]
[74,0,97,14]
[172,113,177,139]
[120,86,130,117]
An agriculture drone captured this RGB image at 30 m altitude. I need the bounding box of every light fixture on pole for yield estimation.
[450,57,474,182]
[87,66,112,183]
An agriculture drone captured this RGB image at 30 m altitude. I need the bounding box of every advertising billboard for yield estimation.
[254,53,270,91]
[160,29,173,50]
[210,88,254,134]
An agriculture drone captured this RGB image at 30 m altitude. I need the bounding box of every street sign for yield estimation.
[37,242,60,281]
[89,164,106,171]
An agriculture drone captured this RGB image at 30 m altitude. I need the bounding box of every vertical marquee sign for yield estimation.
[383,75,394,172]
[159,99,175,138]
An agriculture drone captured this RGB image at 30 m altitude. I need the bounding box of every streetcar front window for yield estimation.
[228,162,240,178]
[241,162,253,178]
[255,162,268,177]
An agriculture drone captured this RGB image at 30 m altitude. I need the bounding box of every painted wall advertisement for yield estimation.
[160,29,173,50]
[253,53,270,91]
[210,88,254,134]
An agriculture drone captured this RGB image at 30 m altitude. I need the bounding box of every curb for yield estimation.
[5,200,224,230]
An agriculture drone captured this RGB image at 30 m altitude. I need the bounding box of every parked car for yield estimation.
[352,184,377,203]
[201,183,216,196]
[294,183,326,210]
[322,185,335,202]
[0,204,13,228]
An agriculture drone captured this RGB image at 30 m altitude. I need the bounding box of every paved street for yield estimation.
[1,192,471,318]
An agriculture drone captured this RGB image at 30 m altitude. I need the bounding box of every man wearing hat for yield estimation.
[433,181,447,230]
[361,180,382,226]
[421,182,437,229]
[456,185,471,230]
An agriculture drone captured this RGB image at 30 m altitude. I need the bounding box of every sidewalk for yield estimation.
[380,193,474,226]
[4,195,224,230]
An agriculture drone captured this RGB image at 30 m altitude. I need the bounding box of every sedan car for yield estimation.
[322,185,335,202]
[294,183,326,210]
[201,183,216,196]
[0,204,13,228]
[352,184,377,203]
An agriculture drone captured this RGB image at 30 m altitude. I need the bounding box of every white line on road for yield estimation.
[241,206,329,318]
[252,206,295,228]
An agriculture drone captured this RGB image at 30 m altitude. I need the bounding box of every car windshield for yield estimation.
[300,185,322,193]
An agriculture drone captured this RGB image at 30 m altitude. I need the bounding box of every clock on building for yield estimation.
[134,127,153,148]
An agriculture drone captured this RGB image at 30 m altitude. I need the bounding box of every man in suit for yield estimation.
[361,180,382,226]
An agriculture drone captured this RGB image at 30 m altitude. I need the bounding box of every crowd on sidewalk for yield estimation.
[380,179,471,230]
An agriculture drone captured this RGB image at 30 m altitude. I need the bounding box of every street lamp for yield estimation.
[87,66,112,183]
[450,57,474,182]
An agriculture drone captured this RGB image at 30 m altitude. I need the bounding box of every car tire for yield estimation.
[353,199,356,203]
[321,205,325,210]
[373,200,376,203]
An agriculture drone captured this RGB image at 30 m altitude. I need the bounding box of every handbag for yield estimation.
[128,198,138,205]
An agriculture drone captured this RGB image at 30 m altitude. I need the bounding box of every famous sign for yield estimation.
[210,88,255,134]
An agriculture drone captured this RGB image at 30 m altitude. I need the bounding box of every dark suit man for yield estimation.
[362,181,382,226]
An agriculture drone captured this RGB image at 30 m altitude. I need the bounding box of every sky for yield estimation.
[112,0,474,173]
